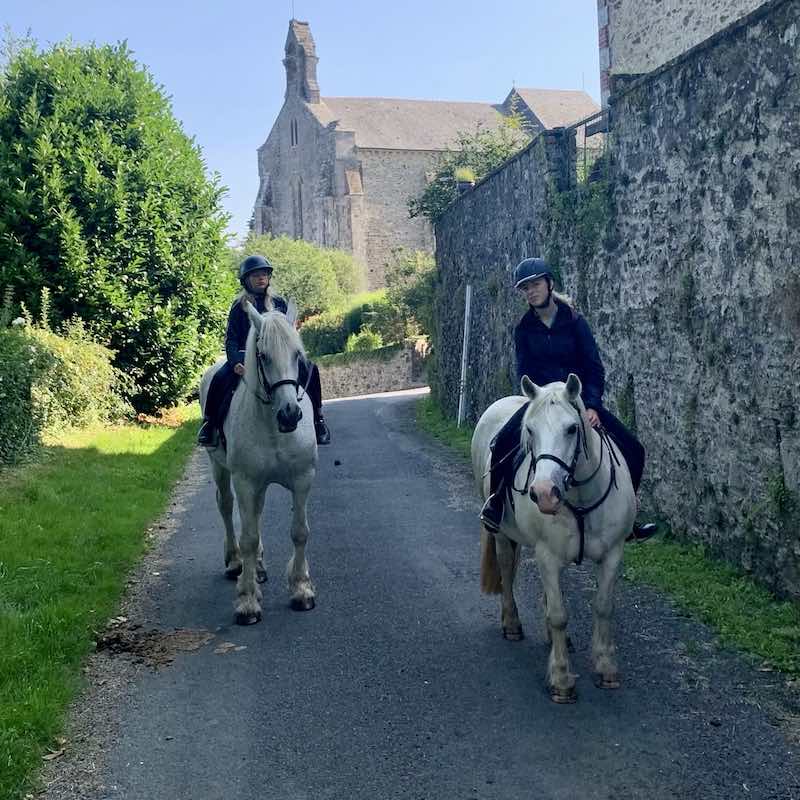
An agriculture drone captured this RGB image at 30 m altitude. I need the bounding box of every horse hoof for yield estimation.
[225,564,242,580]
[550,687,578,704]
[290,596,315,612]
[235,610,262,626]
[502,627,524,641]
[594,673,621,690]
[256,569,268,584]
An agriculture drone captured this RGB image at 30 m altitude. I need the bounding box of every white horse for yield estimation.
[199,300,318,625]
[471,374,636,703]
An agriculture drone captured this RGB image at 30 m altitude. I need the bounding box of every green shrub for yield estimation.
[345,328,383,353]
[300,310,349,357]
[0,41,233,412]
[0,322,132,465]
[233,235,364,319]
[385,250,437,338]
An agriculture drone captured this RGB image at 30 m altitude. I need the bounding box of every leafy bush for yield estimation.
[408,120,530,224]
[300,310,349,358]
[0,320,132,465]
[233,234,364,319]
[385,250,437,338]
[0,40,234,411]
[345,328,383,353]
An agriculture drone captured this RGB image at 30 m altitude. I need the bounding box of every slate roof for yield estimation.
[513,88,600,129]
[309,97,505,151]
[307,89,599,152]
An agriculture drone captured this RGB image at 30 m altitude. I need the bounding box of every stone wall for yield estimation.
[317,343,428,400]
[605,0,766,76]
[360,149,436,289]
[434,0,800,597]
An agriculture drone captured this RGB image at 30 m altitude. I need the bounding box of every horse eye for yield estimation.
[566,424,578,435]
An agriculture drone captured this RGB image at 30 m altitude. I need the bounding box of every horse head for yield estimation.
[520,373,585,515]
[243,299,307,433]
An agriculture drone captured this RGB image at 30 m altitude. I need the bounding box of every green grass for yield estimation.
[415,395,473,459]
[416,395,800,676]
[0,405,201,800]
[624,540,800,675]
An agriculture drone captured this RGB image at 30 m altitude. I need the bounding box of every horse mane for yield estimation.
[256,309,306,362]
[519,382,586,454]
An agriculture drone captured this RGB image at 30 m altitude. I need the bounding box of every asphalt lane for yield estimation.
[87,391,797,799]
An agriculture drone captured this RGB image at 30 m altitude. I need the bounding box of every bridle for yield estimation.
[513,406,622,564]
[244,349,312,406]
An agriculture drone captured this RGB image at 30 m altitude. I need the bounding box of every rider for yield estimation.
[198,254,331,447]
[479,257,656,542]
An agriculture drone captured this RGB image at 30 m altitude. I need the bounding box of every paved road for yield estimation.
[46,390,798,800]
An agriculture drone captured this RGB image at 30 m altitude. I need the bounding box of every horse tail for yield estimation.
[480,529,503,595]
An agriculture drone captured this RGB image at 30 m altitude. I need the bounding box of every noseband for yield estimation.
[248,350,311,405]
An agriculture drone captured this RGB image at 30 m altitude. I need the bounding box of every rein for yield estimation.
[513,414,621,564]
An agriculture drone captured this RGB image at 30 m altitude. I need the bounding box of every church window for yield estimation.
[290,119,299,147]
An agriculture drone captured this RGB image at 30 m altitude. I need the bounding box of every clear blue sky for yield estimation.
[4,1,600,241]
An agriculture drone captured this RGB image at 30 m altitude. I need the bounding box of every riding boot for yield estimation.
[197,418,218,448]
[314,413,331,445]
[480,485,505,534]
[626,521,658,543]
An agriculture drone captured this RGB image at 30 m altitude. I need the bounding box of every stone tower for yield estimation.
[283,20,320,104]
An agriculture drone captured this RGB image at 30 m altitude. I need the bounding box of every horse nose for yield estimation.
[277,403,302,432]
[530,481,562,515]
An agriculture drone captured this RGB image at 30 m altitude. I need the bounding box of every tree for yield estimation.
[232,234,364,319]
[0,40,234,410]
[408,116,530,225]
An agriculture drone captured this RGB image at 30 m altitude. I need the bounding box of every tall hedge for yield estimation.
[234,234,364,319]
[0,41,235,411]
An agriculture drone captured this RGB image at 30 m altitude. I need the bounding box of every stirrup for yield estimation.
[197,420,218,448]
[479,492,504,534]
[314,418,331,445]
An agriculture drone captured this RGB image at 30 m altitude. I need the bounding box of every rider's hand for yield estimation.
[234,363,245,376]
[585,408,601,428]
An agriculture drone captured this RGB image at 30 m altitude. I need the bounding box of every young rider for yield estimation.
[198,254,331,447]
[479,257,656,542]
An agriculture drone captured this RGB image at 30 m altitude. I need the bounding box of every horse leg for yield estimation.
[232,476,266,625]
[287,477,315,611]
[536,547,576,703]
[495,533,523,640]
[256,539,267,584]
[592,543,623,689]
[211,461,241,580]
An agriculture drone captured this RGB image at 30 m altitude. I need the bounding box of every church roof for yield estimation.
[310,97,505,151]
[513,88,599,129]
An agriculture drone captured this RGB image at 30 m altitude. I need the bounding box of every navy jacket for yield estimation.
[225,293,288,367]
[514,299,606,411]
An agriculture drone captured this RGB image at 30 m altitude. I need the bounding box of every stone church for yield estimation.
[252,20,599,288]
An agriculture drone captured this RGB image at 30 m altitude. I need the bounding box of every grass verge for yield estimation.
[416,395,800,676]
[0,404,201,800]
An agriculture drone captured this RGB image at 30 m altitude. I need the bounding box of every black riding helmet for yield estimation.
[239,254,274,286]
[513,257,554,289]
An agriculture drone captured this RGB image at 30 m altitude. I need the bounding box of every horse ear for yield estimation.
[565,373,582,402]
[285,299,298,327]
[243,297,263,332]
[521,375,540,400]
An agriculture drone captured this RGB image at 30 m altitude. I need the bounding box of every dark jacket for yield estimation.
[514,299,605,410]
[225,293,288,367]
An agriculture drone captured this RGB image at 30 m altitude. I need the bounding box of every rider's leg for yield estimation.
[596,408,657,542]
[480,404,528,533]
[199,363,238,447]
[302,360,330,445]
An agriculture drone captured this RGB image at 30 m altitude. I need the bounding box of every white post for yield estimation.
[457,283,473,427]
